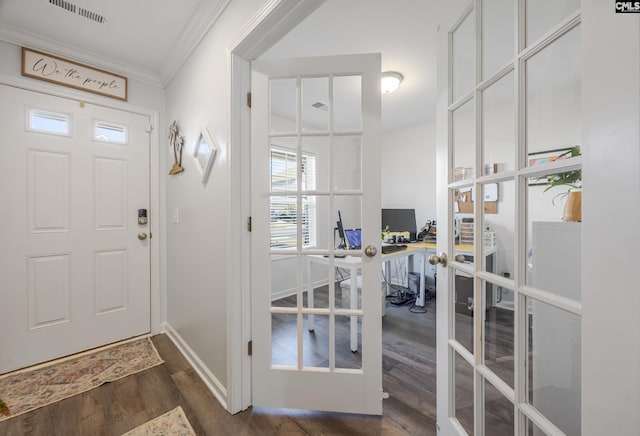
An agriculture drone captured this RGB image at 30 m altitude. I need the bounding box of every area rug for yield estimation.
[0,337,164,422]
[122,406,196,436]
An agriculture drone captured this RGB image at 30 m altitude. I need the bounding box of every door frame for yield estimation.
[225,0,328,413]
[0,73,163,339]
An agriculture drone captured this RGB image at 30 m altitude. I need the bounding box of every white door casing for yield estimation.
[251,54,383,414]
[0,84,151,373]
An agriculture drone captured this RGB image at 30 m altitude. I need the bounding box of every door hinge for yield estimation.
[247,216,252,232]
[248,340,252,356]
[246,92,252,108]
[145,122,153,133]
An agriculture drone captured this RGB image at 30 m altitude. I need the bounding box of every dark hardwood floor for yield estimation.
[0,292,439,435]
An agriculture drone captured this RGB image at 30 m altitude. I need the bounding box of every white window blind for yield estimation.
[270,148,316,249]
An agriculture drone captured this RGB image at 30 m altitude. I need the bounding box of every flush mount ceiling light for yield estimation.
[381,71,404,94]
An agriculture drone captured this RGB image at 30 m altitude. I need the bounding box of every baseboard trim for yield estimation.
[271,278,332,301]
[162,322,228,410]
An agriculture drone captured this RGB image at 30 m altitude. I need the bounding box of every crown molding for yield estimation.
[158,0,232,85]
[0,22,164,87]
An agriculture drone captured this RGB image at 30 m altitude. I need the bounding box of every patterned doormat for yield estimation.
[0,337,164,422]
[122,406,196,436]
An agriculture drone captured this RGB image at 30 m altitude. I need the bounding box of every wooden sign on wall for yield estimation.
[21,47,128,101]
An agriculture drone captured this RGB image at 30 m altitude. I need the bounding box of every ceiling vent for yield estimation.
[311,101,329,112]
[48,0,75,13]
[47,0,107,24]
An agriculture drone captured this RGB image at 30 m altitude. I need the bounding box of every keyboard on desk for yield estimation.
[381,244,408,254]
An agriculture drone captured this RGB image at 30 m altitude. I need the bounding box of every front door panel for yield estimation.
[0,85,151,373]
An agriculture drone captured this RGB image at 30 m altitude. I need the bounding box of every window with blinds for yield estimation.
[270,148,317,249]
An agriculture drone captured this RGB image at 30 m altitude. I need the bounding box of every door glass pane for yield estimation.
[526,26,581,157]
[484,285,514,388]
[94,121,127,144]
[270,137,297,192]
[338,269,362,311]
[455,210,474,262]
[482,0,514,79]
[304,255,331,310]
[483,377,514,434]
[270,196,297,249]
[271,254,297,308]
[302,76,329,132]
[454,269,473,354]
[526,176,581,301]
[333,75,362,131]
[270,78,296,133]
[482,72,515,174]
[453,99,475,180]
[527,297,581,436]
[271,313,298,367]
[526,0,580,46]
[303,314,330,369]
[454,350,474,435]
[301,195,328,251]
[333,196,362,250]
[336,315,362,369]
[525,416,546,436]
[28,109,70,136]
[452,10,475,102]
[332,135,362,191]
[302,136,327,192]
[482,180,514,277]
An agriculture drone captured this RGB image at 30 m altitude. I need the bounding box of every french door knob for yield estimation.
[364,245,377,257]
[428,252,448,267]
[138,232,148,241]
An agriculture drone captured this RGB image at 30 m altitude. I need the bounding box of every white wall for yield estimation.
[381,121,437,229]
[163,0,266,391]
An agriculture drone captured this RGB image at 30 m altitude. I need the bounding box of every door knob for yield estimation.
[454,254,466,263]
[364,245,377,257]
[138,232,148,241]
[428,252,448,267]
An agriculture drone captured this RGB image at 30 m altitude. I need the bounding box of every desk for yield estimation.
[306,245,428,352]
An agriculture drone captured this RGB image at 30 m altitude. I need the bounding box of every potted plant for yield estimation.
[543,145,581,222]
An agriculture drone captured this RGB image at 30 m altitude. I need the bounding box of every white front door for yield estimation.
[251,54,383,414]
[436,1,584,435]
[0,85,151,373]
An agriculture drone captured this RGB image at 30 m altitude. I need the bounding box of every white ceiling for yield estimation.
[261,0,440,131]
[0,0,440,131]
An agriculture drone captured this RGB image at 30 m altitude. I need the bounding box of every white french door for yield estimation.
[436,1,584,435]
[250,54,383,414]
[0,84,151,374]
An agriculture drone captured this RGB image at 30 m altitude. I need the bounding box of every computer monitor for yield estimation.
[344,228,362,249]
[382,208,417,241]
[336,210,347,249]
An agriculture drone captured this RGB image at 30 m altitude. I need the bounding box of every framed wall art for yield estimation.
[193,126,217,184]
[528,147,574,185]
